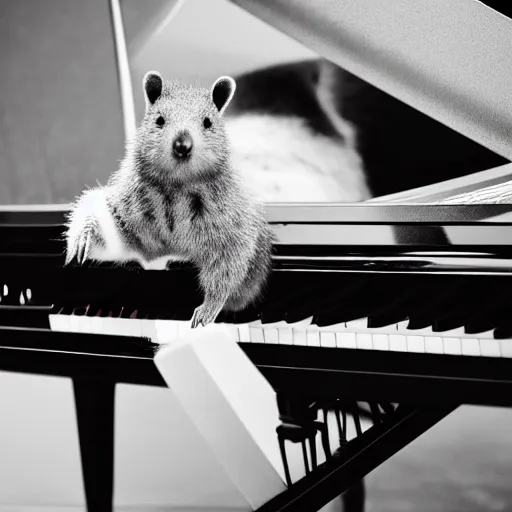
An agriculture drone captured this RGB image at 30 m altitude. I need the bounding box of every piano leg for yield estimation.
[73,378,116,512]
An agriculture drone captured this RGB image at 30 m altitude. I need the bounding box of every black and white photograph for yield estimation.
[1,1,512,511]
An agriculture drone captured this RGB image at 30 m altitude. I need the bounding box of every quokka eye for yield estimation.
[156,116,165,127]
[203,117,212,129]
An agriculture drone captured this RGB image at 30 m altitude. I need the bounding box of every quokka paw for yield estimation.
[190,303,223,329]
[65,217,102,266]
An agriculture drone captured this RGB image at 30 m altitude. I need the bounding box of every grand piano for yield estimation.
[1,1,512,511]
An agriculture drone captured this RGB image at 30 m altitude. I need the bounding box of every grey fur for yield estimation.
[65,71,275,328]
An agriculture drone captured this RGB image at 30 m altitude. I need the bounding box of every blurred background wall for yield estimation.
[0,0,314,204]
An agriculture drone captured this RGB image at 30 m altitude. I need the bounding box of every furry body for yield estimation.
[66,72,275,327]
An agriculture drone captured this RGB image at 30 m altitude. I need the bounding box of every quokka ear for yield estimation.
[143,71,163,109]
[211,76,236,116]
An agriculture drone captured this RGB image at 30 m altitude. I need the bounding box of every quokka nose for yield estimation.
[172,132,193,159]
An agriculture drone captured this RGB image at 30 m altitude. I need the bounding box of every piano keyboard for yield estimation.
[46,306,511,358]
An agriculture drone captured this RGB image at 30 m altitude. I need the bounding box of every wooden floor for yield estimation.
[365,405,512,512]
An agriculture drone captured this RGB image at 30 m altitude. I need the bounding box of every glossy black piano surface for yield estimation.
[2,203,512,406]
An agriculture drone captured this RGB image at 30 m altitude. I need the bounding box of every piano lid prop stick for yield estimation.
[154,326,306,510]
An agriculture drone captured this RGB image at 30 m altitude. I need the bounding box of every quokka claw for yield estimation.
[190,304,222,329]
[65,217,99,266]
[76,230,92,264]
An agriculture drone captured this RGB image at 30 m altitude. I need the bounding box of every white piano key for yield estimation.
[260,321,287,344]
[69,313,86,334]
[293,329,307,346]
[177,321,193,339]
[479,339,501,357]
[264,328,279,344]
[97,316,109,335]
[306,329,321,347]
[343,319,410,336]
[320,332,336,348]
[288,316,314,329]
[438,327,465,338]
[155,320,178,343]
[47,314,57,331]
[336,332,356,349]
[473,329,495,339]
[315,322,347,333]
[433,329,490,340]
[374,321,408,335]
[394,321,410,332]
[220,324,242,343]
[500,341,512,358]
[48,313,66,332]
[261,320,289,328]
[406,335,425,353]
[278,327,293,345]
[461,338,481,356]
[345,318,368,330]
[238,325,251,343]
[404,325,435,337]
[126,316,142,337]
[389,334,407,352]
[140,319,157,341]
[443,337,462,356]
[104,317,124,337]
[356,333,373,350]
[119,318,140,337]
[249,326,265,344]
[425,336,444,354]
[82,317,101,335]
[372,334,389,351]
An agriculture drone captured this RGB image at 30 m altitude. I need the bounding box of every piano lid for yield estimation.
[228,0,512,161]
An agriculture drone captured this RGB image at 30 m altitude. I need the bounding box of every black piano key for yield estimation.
[119,307,134,319]
[54,305,75,317]
[287,276,373,325]
[432,295,483,332]
[74,305,91,317]
[261,275,336,324]
[83,305,99,317]
[406,279,467,330]
[217,306,260,324]
[432,279,504,333]
[368,279,439,328]
[465,288,512,334]
[315,303,372,327]
[314,277,400,327]
[493,325,512,340]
